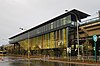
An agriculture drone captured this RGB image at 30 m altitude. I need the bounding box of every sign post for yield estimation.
[93,35,97,62]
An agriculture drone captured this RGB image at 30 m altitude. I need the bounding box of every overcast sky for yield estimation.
[0,0,100,46]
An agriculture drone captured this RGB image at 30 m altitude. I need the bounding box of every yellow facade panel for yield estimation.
[63,28,67,47]
[19,39,28,50]
[43,34,49,49]
[50,32,55,48]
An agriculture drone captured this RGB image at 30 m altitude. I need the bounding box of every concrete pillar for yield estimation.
[99,10,100,18]
[14,44,15,49]
[18,43,20,54]
[13,44,16,54]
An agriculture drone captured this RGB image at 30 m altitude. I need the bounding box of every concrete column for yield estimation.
[99,10,100,18]
[18,43,20,54]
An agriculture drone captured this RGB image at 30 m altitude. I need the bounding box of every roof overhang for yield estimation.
[67,9,90,22]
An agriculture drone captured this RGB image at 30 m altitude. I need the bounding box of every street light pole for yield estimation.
[19,28,30,59]
[65,10,80,59]
[27,31,30,59]
[76,17,80,59]
[93,35,98,62]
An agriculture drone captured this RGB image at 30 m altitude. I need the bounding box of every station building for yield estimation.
[9,9,100,57]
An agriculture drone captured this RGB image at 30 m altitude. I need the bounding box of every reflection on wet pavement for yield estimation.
[0,56,98,66]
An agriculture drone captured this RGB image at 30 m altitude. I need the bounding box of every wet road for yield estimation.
[0,56,99,66]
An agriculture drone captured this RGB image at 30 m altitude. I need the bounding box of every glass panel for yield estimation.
[37,28,39,34]
[50,32,54,48]
[63,28,67,47]
[48,24,50,30]
[19,39,28,50]
[55,31,60,48]
[59,19,62,26]
[41,35,44,49]
[45,25,47,31]
[65,15,71,24]
[32,38,35,50]
[51,22,54,29]
[36,29,38,34]
[32,30,35,36]
[41,26,43,33]
[46,24,48,31]
[54,31,56,48]
[43,34,46,49]
[62,15,72,25]
[43,26,45,32]
[39,36,42,49]
[34,29,36,35]
[39,27,41,33]
[54,21,57,28]
[44,33,49,49]
[48,24,50,31]
[63,17,66,25]
[47,24,48,31]
[57,20,60,27]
